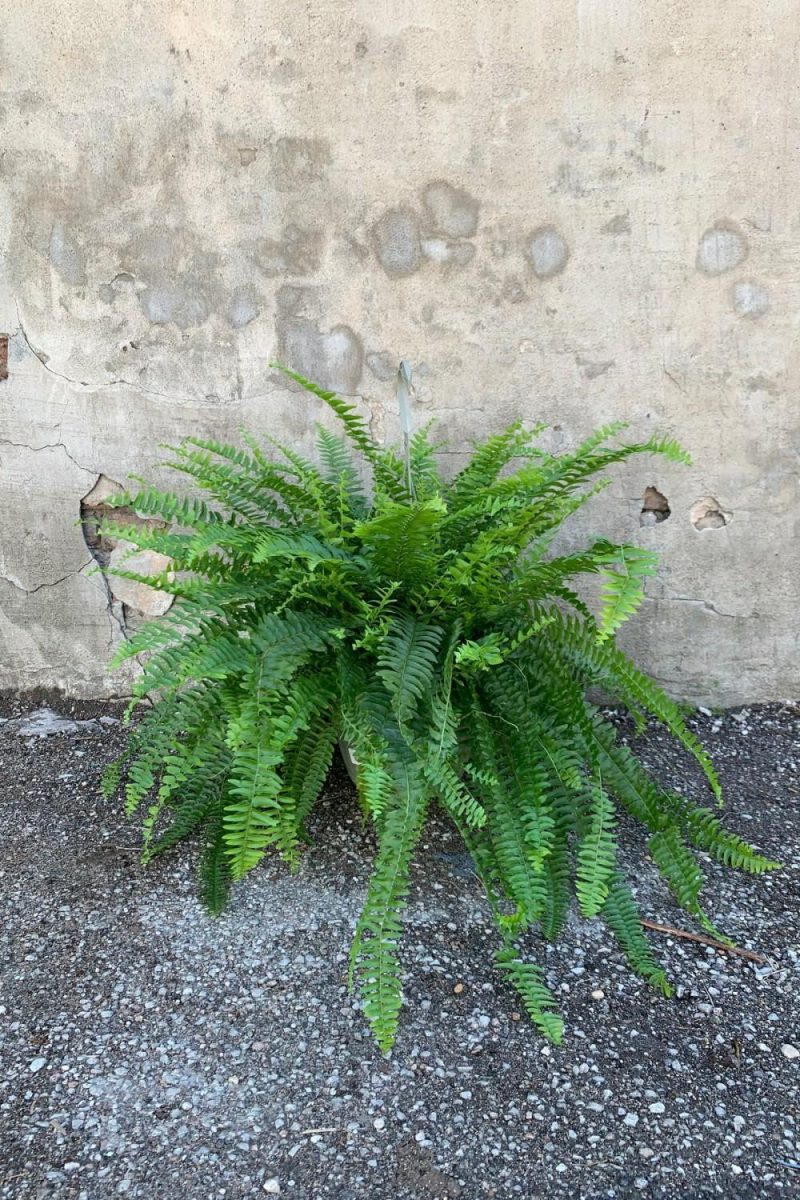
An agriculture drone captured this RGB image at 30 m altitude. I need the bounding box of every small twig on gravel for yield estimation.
[300,1127,340,1136]
[641,919,767,964]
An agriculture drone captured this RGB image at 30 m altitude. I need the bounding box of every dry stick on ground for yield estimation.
[641,919,767,964]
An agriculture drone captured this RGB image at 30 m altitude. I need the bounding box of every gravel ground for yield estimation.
[1,694,798,1200]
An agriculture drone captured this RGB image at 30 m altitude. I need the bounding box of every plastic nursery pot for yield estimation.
[339,740,359,786]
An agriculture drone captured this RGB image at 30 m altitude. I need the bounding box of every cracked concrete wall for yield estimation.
[1,0,798,702]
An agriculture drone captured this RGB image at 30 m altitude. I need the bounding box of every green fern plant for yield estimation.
[100,364,779,1051]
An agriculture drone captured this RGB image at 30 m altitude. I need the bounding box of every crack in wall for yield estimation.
[0,436,95,475]
[662,364,688,395]
[1,561,94,594]
[0,439,131,649]
[79,496,131,649]
[93,566,130,649]
[668,596,738,619]
[12,306,195,403]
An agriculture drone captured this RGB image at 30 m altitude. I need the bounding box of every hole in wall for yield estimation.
[80,474,127,568]
[690,495,732,531]
[640,486,670,526]
[80,474,174,616]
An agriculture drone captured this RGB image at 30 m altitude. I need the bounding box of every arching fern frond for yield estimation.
[575,782,617,917]
[601,873,673,997]
[352,763,429,1051]
[377,614,443,723]
[495,942,564,1044]
[596,545,659,642]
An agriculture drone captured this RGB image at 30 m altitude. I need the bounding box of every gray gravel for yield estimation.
[1,695,798,1199]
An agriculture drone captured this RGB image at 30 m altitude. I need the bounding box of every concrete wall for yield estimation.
[1,0,798,703]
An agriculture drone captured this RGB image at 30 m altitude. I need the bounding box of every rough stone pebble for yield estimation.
[0,696,797,1199]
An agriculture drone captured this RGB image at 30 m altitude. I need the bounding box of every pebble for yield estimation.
[649,1102,665,1114]
[263,1181,281,1195]
[781,1044,799,1060]
[591,989,605,1001]
[623,1113,639,1126]
[373,1117,385,1131]
[29,1057,47,1073]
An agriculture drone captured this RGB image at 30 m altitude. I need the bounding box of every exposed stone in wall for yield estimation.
[253,226,324,278]
[690,496,732,531]
[271,137,332,190]
[80,475,174,622]
[641,487,670,526]
[601,213,631,236]
[227,287,261,329]
[421,238,476,267]
[576,355,614,380]
[365,351,398,382]
[373,183,479,278]
[106,544,174,616]
[80,475,126,567]
[49,223,87,287]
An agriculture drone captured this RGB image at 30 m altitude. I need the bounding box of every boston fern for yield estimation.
[101,366,778,1050]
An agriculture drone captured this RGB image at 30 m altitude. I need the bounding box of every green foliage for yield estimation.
[596,545,659,642]
[105,365,779,1052]
[600,873,673,997]
[575,783,617,918]
[495,942,564,1044]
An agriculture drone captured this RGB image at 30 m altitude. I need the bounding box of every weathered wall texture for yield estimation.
[1,1,798,702]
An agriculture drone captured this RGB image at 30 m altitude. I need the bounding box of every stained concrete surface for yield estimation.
[1,2,799,702]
